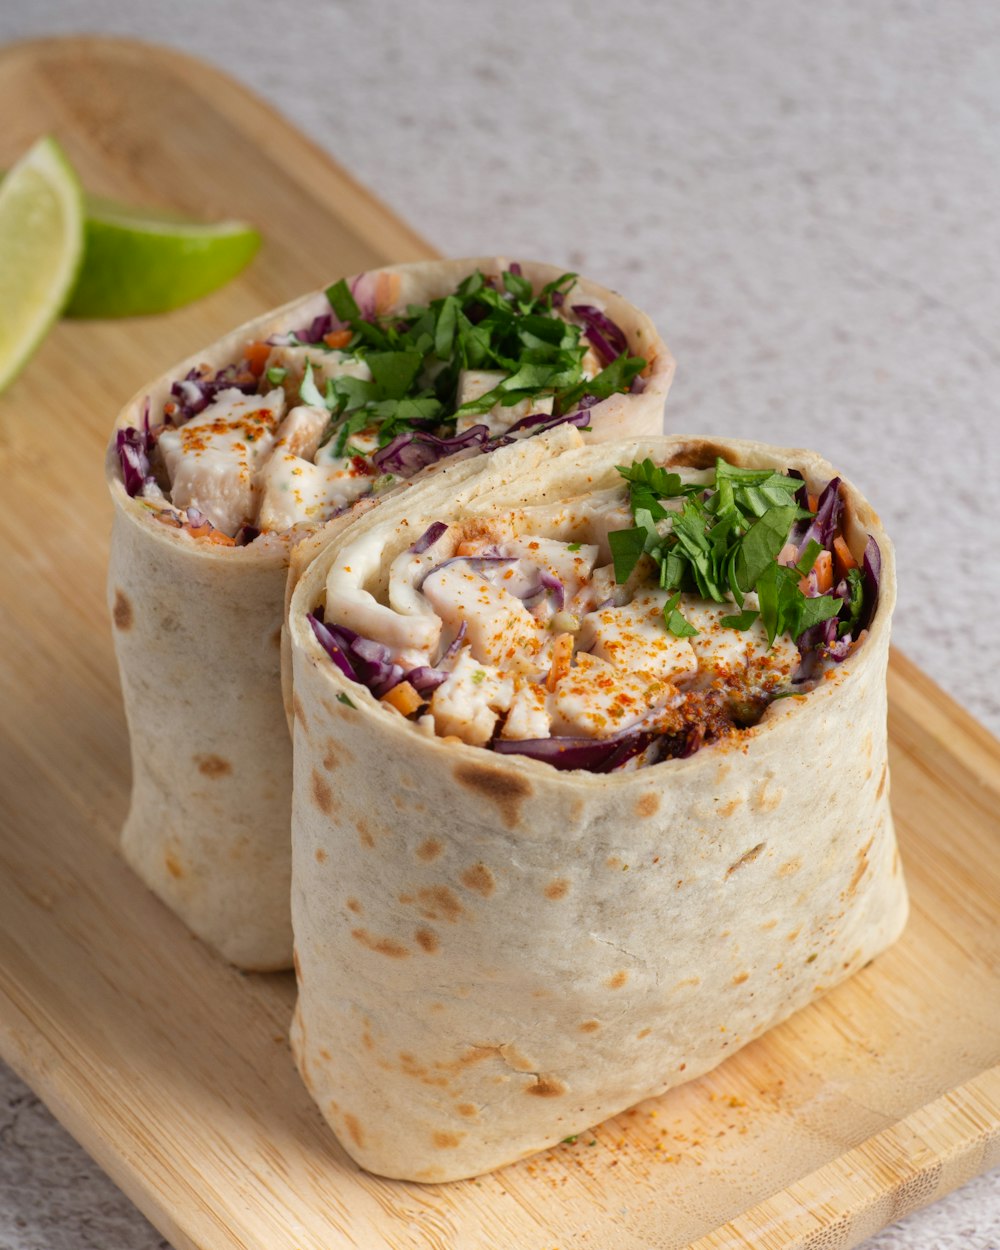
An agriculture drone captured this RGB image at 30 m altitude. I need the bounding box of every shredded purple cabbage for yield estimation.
[493,727,657,773]
[410,521,449,554]
[861,536,881,630]
[308,614,357,682]
[373,425,491,477]
[116,425,152,498]
[407,666,449,694]
[169,364,257,424]
[440,620,467,663]
[797,477,843,556]
[571,304,628,365]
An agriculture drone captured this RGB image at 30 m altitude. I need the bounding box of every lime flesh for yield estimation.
[65,197,261,319]
[0,136,84,393]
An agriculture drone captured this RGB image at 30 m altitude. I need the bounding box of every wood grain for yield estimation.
[0,35,998,1250]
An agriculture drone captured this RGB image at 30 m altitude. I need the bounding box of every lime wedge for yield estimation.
[65,197,261,318]
[0,136,84,393]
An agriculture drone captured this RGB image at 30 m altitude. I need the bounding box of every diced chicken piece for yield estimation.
[683,600,800,679]
[501,681,552,740]
[569,562,618,615]
[157,387,285,535]
[272,404,329,461]
[421,561,546,673]
[256,451,377,531]
[454,369,555,436]
[498,536,599,593]
[577,590,698,682]
[429,649,513,746]
[313,423,380,467]
[549,652,679,738]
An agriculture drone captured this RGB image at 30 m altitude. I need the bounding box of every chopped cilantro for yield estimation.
[302,268,644,455]
[663,591,699,638]
[471,669,486,685]
[607,456,863,650]
[561,1135,579,1145]
[567,542,582,552]
[265,365,287,385]
[336,693,356,709]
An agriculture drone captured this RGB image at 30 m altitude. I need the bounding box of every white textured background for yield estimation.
[1,2,998,1247]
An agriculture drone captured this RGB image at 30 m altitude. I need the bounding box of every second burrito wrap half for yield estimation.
[107,258,674,970]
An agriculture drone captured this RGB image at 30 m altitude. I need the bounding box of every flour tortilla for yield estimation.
[106,258,674,971]
[286,432,907,1181]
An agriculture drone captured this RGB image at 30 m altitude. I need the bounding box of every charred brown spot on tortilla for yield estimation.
[864,731,873,758]
[319,1047,332,1062]
[606,970,629,990]
[356,816,376,847]
[846,837,874,896]
[315,847,328,863]
[544,878,570,900]
[112,588,133,630]
[636,1027,652,1039]
[344,1113,364,1147]
[760,917,778,930]
[727,842,765,876]
[432,1130,464,1148]
[786,927,802,942]
[719,795,743,817]
[752,780,784,812]
[635,792,660,818]
[416,837,443,862]
[321,738,339,771]
[412,885,464,923]
[606,855,622,869]
[579,1019,601,1034]
[351,928,410,958]
[195,753,231,779]
[778,857,802,878]
[164,851,184,879]
[453,761,531,829]
[455,1103,478,1118]
[876,763,888,799]
[459,863,495,897]
[568,798,584,821]
[665,439,734,470]
[526,1076,565,1097]
[732,971,750,985]
[346,897,362,914]
[311,770,333,815]
[414,926,440,953]
[292,694,309,735]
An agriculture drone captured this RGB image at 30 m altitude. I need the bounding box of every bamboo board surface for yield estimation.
[1,36,998,1250]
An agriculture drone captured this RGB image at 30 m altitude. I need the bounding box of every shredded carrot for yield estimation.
[381,680,422,717]
[323,328,354,349]
[244,341,272,377]
[455,540,480,557]
[799,548,832,595]
[546,633,574,692]
[833,535,857,578]
[185,519,237,546]
[807,492,819,513]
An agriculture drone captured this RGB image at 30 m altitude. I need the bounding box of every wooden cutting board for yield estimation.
[1,36,998,1250]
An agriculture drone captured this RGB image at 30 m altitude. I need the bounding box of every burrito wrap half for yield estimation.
[106,258,674,970]
[287,431,906,1180]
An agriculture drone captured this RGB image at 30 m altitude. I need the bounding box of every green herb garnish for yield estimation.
[300,268,646,457]
[336,692,356,709]
[609,457,854,649]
